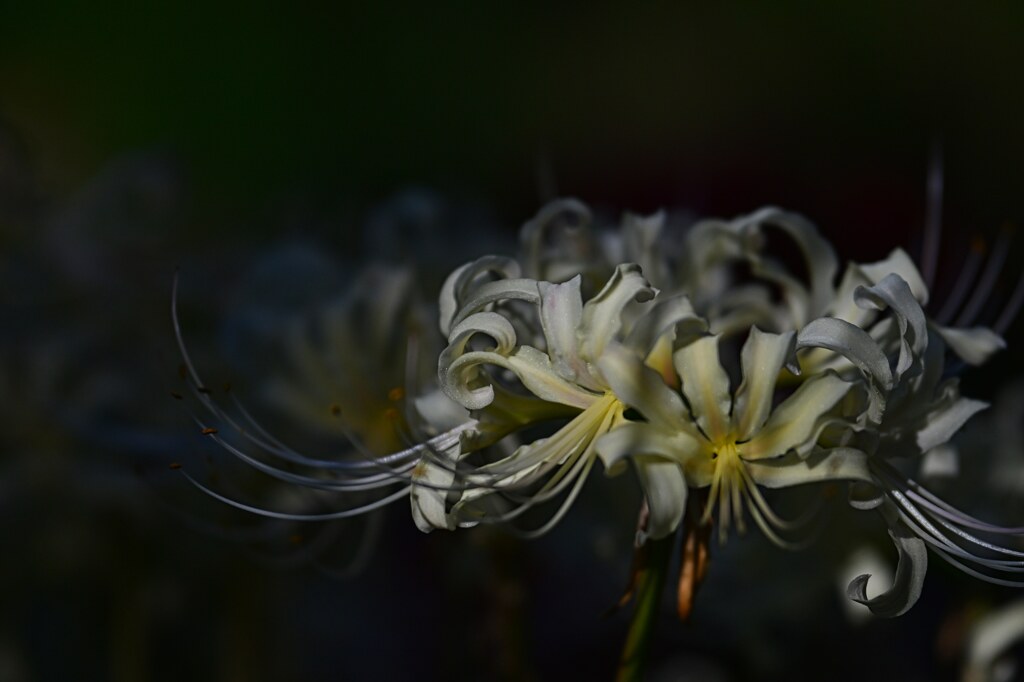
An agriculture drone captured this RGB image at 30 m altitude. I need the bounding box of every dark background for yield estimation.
[1,4,1023,681]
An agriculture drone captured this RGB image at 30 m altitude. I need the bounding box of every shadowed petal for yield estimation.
[745,448,873,488]
[732,327,796,441]
[411,443,461,532]
[933,324,1006,366]
[539,275,600,389]
[598,343,690,433]
[797,317,892,422]
[596,422,703,476]
[674,335,732,442]
[860,248,929,305]
[847,516,928,618]
[578,263,656,364]
[854,273,927,383]
[635,457,688,542]
[742,371,854,460]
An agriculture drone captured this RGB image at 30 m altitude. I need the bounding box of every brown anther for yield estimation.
[387,387,405,402]
[288,534,304,546]
[168,462,183,470]
[677,489,712,621]
[201,427,218,435]
[384,407,400,420]
[602,502,651,618]
[170,391,184,400]
[329,403,342,417]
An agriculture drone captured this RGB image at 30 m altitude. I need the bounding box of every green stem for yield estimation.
[615,534,674,682]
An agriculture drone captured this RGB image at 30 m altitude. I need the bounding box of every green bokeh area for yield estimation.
[3,4,1024,227]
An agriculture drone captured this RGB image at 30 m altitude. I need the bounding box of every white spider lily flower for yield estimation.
[518,198,599,284]
[677,207,839,335]
[962,598,1024,682]
[800,248,1005,380]
[798,272,1024,616]
[263,265,426,454]
[596,325,872,545]
[422,259,706,535]
[516,198,682,291]
[174,199,1023,625]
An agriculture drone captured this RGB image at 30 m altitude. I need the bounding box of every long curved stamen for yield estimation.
[883,486,1024,566]
[736,464,822,551]
[873,465,1024,585]
[895,510,1024,587]
[936,240,985,325]
[457,399,620,535]
[701,442,746,543]
[192,417,416,492]
[920,141,943,292]
[189,397,480,494]
[875,460,1024,536]
[956,227,1013,327]
[182,471,413,521]
[995,269,1024,336]
[465,427,595,512]
[511,453,597,539]
[241,394,433,469]
[742,486,799,550]
[174,273,530,516]
[173,274,425,474]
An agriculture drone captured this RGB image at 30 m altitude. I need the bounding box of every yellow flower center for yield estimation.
[704,437,750,542]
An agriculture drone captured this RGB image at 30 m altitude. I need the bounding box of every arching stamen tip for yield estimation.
[169,462,183,470]
[201,427,219,436]
[170,391,183,400]
[387,387,405,402]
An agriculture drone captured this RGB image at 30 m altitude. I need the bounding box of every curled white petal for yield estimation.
[797,317,892,422]
[439,256,521,336]
[578,263,656,365]
[846,518,928,618]
[538,276,596,388]
[854,273,928,383]
[411,443,461,532]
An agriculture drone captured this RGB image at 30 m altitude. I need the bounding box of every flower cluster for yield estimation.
[178,200,1024,618]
